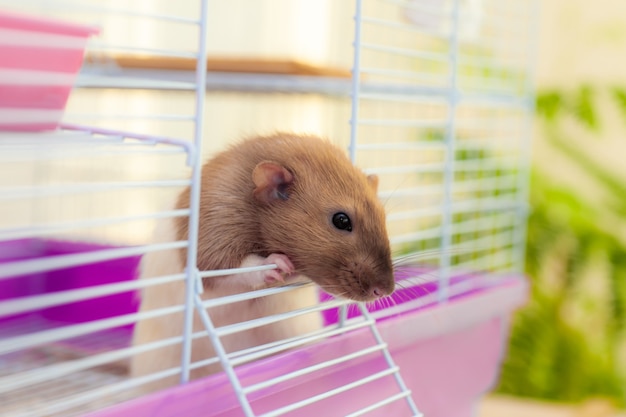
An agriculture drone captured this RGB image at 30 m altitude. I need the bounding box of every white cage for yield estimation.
[0,1,536,416]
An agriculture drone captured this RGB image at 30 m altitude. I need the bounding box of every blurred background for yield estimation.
[482,0,626,415]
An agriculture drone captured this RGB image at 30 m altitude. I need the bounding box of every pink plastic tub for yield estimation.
[84,272,527,417]
[0,10,99,131]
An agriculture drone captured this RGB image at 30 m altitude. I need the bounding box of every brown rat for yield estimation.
[131,133,395,392]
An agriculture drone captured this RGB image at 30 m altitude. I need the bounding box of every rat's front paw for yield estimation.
[235,253,295,290]
[261,253,295,285]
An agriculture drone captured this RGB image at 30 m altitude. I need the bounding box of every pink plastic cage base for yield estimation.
[0,238,527,416]
[84,277,526,417]
[0,10,99,132]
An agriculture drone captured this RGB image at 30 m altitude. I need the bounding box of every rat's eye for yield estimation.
[332,212,352,232]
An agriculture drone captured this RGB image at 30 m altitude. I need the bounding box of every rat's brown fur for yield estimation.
[175,133,394,299]
[131,133,394,393]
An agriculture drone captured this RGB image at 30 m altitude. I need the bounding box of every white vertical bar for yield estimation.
[179,11,257,414]
[349,0,363,164]
[511,0,539,273]
[180,0,209,384]
[438,0,462,302]
[348,3,420,415]
[338,303,348,328]
[341,0,364,327]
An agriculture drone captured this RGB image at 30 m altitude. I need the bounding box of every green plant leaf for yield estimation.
[611,87,626,126]
[536,90,563,121]
[570,85,599,131]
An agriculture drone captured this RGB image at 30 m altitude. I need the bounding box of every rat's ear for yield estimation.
[252,161,294,204]
[366,174,379,193]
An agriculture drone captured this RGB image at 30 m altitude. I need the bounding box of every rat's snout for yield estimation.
[367,277,395,300]
[352,266,395,302]
[327,254,395,302]
[369,282,395,299]
[352,278,394,302]
[343,252,396,301]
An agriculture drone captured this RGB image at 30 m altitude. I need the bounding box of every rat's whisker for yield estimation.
[384,295,396,309]
[392,245,492,266]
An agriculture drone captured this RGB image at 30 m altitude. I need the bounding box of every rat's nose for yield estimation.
[370,285,393,299]
[371,287,383,298]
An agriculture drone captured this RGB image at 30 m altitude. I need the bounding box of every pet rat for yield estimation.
[130,133,395,393]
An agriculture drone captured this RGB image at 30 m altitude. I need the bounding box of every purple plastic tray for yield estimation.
[0,238,141,326]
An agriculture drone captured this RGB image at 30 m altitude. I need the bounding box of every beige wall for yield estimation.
[537,0,626,88]
[533,0,626,205]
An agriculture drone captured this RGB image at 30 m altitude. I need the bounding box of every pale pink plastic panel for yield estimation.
[0,10,99,131]
[84,275,527,417]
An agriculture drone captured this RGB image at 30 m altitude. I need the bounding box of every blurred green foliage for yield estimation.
[496,86,626,406]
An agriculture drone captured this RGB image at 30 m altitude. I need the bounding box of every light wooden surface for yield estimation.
[479,396,626,417]
[85,54,352,78]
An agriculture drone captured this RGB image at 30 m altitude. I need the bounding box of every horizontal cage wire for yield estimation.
[0,0,536,416]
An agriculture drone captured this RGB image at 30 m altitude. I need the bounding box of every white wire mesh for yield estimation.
[0,0,535,416]
[0,0,207,415]
[355,0,535,277]
[0,129,196,417]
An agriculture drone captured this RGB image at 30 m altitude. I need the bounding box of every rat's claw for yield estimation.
[263,253,294,284]
[265,253,294,274]
[263,269,284,285]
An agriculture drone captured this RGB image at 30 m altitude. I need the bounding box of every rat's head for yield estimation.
[251,138,395,302]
